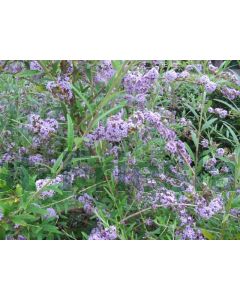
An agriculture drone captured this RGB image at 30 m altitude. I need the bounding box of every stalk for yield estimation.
[194,90,206,187]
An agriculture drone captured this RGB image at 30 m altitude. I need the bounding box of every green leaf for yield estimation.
[0,227,6,240]
[42,224,62,235]
[184,142,195,161]
[15,184,23,197]
[92,101,126,127]
[231,195,240,208]
[191,131,198,148]
[202,118,218,131]
[223,122,239,144]
[201,229,216,240]
[72,156,99,164]
[112,60,123,71]
[184,103,199,120]
[74,137,84,149]
[0,179,6,188]
[51,152,64,174]
[12,214,37,225]
[67,114,74,152]
[72,84,93,115]
[15,70,41,78]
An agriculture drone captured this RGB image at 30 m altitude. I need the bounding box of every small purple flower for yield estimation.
[17,235,27,240]
[209,169,219,176]
[208,107,228,118]
[0,209,3,221]
[177,70,190,79]
[181,226,197,240]
[29,154,44,166]
[145,218,154,226]
[47,76,73,103]
[201,139,209,148]
[204,157,217,171]
[216,148,224,157]
[77,193,95,215]
[165,70,178,82]
[214,108,228,118]
[196,195,223,219]
[208,107,214,113]
[205,81,217,93]
[95,60,115,84]
[221,86,240,100]
[185,64,202,72]
[27,114,59,141]
[30,61,43,71]
[0,153,15,165]
[88,113,130,144]
[208,64,218,74]
[123,67,158,95]
[220,166,229,173]
[155,188,177,208]
[44,208,58,219]
[198,75,210,85]
[165,140,177,154]
[35,175,63,199]
[88,225,117,240]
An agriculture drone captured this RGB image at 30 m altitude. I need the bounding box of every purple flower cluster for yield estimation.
[185,64,202,72]
[208,63,218,74]
[220,166,229,173]
[95,60,115,84]
[44,208,58,219]
[88,225,117,240]
[35,175,63,199]
[216,148,225,157]
[5,61,24,73]
[208,107,228,118]
[77,193,95,215]
[177,70,190,79]
[179,117,192,127]
[47,76,73,103]
[61,60,73,76]
[181,226,204,240]
[27,114,58,141]
[0,153,15,165]
[28,154,44,166]
[145,218,154,226]
[221,86,240,100]
[204,157,217,171]
[63,165,92,187]
[138,188,205,240]
[165,140,192,163]
[220,71,240,86]
[201,139,209,148]
[198,75,217,93]
[143,110,177,141]
[87,109,192,167]
[86,113,129,144]
[164,70,178,82]
[155,188,177,208]
[123,67,159,96]
[30,61,43,71]
[195,195,223,219]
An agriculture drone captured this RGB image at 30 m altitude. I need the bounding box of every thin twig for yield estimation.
[121,203,196,223]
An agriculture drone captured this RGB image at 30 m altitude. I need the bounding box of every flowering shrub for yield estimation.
[0,60,240,240]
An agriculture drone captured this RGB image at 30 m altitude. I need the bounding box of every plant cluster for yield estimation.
[0,60,240,240]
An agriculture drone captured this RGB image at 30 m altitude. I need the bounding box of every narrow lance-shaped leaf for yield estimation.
[202,118,218,131]
[67,114,74,152]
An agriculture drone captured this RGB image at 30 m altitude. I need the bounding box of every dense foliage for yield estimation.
[0,60,240,240]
